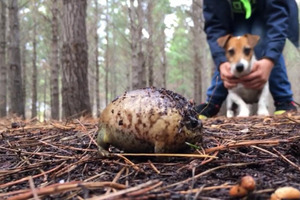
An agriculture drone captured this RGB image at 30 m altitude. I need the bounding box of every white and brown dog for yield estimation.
[217,34,269,117]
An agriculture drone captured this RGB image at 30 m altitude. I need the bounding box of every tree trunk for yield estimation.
[105,0,109,105]
[21,43,26,118]
[43,64,48,120]
[191,0,207,103]
[111,36,117,98]
[110,0,117,99]
[31,1,37,118]
[146,0,154,86]
[50,0,60,120]
[191,0,202,103]
[198,1,209,103]
[8,0,24,117]
[160,25,167,88]
[137,0,146,88]
[0,0,6,117]
[129,0,146,90]
[61,0,91,118]
[94,0,100,116]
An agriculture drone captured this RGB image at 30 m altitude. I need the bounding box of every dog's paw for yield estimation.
[257,108,269,116]
[227,110,234,118]
[237,109,250,117]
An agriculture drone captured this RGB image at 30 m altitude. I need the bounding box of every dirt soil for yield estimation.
[1,113,300,200]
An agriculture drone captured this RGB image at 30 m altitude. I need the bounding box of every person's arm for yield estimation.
[203,0,231,69]
[261,0,289,64]
[240,0,290,90]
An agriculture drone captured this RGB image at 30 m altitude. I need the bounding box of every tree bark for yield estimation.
[199,4,209,102]
[61,0,91,118]
[0,0,6,117]
[129,0,146,90]
[43,63,48,120]
[105,0,109,105]
[21,43,26,118]
[191,0,207,103]
[50,0,60,120]
[94,0,100,116]
[31,1,37,118]
[191,0,202,103]
[8,0,24,117]
[110,0,117,99]
[160,25,167,88]
[146,0,154,86]
[111,36,117,98]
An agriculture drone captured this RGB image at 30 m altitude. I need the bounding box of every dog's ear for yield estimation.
[245,34,260,47]
[217,34,232,48]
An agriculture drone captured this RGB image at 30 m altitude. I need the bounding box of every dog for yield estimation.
[217,34,269,117]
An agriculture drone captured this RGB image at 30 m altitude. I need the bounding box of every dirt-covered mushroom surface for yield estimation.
[1,112,300,200]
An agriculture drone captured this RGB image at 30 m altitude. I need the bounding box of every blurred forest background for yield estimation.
[0,0,300,120]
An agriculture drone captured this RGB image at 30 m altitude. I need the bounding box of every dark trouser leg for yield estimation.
[268,55,293,102]
[206,69,228,105]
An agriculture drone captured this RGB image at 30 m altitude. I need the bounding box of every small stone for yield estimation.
[11,122,21,128]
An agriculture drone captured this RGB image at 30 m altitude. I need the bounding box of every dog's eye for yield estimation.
[228,49,235,56]
[244,47,251,56]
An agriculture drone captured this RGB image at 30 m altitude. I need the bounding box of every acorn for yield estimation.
[240,175,256,191]
[229,185,248,198]
[270,186,300,200]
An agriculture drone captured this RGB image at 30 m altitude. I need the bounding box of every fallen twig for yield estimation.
[0,161,66,189]
[148,160,160,174]
[119,153,217,158]
[116,154,142,172]
[156,162,260,191]
[273,147,300,172]
[8,181,126,200]
[105,167,126,194]
[179,183,232,194]
[28,176,40,200]
[204,139,289,154]
[87,180,161,200]
[251,145,278,158]
[0,146,77,159]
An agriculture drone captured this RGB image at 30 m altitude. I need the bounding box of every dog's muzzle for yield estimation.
[236,63,244,72]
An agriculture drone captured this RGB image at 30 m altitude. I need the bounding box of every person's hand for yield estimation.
[219,62,239,89]
[240,58,274,89]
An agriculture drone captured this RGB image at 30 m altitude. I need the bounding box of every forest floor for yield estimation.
[1,112,300,200]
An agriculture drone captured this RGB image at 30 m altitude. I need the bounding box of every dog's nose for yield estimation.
[236,63,244,72]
